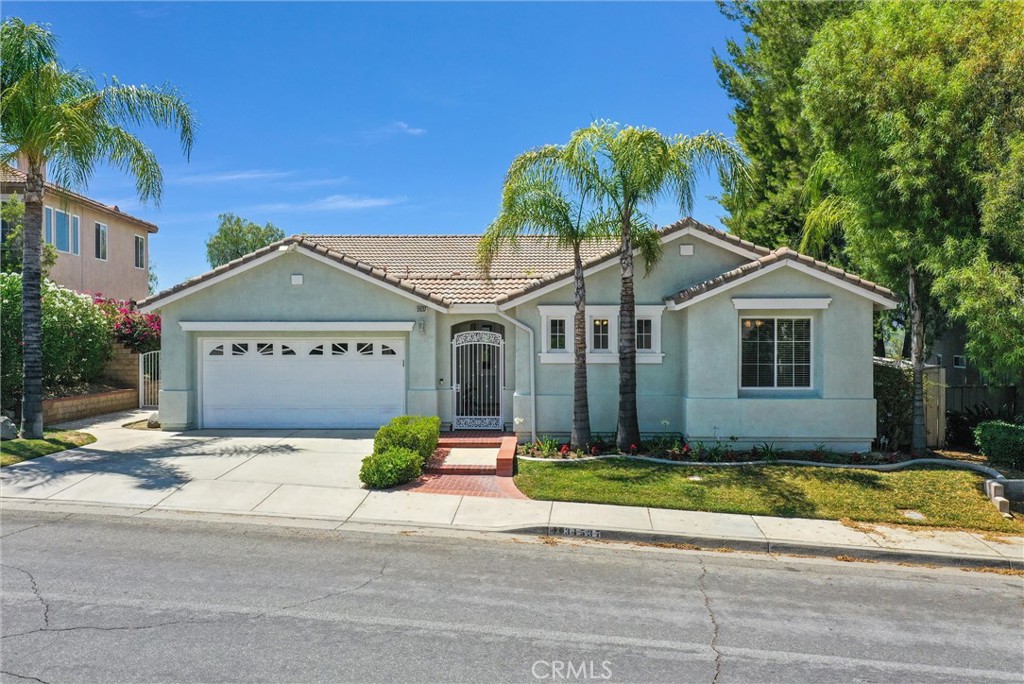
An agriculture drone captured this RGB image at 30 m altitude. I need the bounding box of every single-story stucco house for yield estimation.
[139,218,899,451]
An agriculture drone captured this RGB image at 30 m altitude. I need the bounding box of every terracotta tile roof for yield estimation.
[139,236,452,309]
[0,165,159,233]
[144,218,889,311]
[304,234,621,279]
[667,247,898,306]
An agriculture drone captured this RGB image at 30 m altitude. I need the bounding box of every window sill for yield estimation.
[538,352,665,365]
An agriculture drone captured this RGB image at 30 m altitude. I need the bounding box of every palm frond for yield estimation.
[800,194,855,257]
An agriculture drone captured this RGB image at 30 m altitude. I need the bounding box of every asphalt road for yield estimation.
[1,510,1021,684]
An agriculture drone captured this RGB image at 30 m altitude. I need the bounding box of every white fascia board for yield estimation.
[179,321,416,332]
[141,245,448,314]
[732,297,832,310]
[138,250,285,313]
[447,304,499,314]
[499,227,762,310]
[667,261,899,311]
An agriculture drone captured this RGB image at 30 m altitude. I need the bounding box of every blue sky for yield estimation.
[5,2,742,288]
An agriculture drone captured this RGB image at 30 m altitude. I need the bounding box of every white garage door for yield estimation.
[200,338,405,429]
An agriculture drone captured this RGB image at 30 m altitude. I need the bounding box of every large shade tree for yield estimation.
[0,18,196,438]
[480,147,616,449]
[800,0,1024,453]
[546,122,746,451]
[206,212,285,268]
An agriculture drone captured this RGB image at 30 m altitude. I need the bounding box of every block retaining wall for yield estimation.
[43,388,138,426]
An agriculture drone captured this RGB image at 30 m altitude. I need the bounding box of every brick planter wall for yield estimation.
[43,389,138,426]
[102,344,139,389]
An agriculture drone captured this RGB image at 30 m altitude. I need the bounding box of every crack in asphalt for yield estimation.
[2,564,50,628]
[0,514,72,541]
[697,558,723,684]
[1,670,50,684]
[1,562,389,643]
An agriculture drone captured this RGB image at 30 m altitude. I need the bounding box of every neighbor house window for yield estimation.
[549,319,566,351]
[591,318,610,351]
[95,222,108,260]
[134,235,145,268]
[953,355,967,369]
[44,207,53,244]
[741,318,811,388]
[53,208,78,254]
[636,318,653,351]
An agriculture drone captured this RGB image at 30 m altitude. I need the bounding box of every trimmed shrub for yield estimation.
[1,274,112,408]
[373,415,441,464]
[974,421,1024,470]
[359,446,422,488]
[874,360,913,450]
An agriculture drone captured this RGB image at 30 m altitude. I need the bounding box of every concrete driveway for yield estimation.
[1,412,380,520]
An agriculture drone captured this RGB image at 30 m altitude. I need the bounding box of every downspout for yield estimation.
[494,309,538,444]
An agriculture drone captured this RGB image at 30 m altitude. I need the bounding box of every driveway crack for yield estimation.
[1,670,50,684]
[697,557,723,684]
[3,564,50,628]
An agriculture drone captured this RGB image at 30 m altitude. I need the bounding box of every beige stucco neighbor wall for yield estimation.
[40,197,152,301]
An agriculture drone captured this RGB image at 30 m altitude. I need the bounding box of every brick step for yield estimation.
[437,438,505,449]
[423,463,498,476]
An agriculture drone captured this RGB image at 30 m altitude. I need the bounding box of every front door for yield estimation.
[452,331,504,430]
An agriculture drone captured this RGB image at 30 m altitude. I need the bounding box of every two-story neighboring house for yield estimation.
[1,159,158,302]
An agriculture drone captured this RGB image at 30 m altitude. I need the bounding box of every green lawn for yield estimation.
[1,430,96,467]
[515,459,1024,533]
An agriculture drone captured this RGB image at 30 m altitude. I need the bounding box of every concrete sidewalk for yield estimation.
[2,411,1022,569]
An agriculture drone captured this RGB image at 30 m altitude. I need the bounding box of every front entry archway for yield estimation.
[452,327,505,430]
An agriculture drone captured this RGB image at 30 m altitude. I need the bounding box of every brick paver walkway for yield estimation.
[399,473,528,499]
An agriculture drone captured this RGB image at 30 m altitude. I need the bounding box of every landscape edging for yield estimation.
[516,454,1007,479]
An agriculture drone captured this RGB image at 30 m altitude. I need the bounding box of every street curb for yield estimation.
[5,497,1019,571]
[493,525,1024,570]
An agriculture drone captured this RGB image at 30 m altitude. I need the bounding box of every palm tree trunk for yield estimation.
[616,214,641,451]
[20,165,45,439]
[908,262,927,455]
[570,246,592,450]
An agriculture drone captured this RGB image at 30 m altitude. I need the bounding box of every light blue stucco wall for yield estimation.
[155,237,882,450]
[157,251,440,429]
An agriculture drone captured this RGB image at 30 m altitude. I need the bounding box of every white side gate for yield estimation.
[452,331,504,430]
[139,350,160,409]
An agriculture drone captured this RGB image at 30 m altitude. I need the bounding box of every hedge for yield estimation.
[372,415,441,464]
[359,447,422,488]
[874,360,913,450]
[1,274,112,408]
[974,421,1024,470]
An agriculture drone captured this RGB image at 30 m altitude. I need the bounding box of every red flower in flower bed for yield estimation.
[559,444,570,457]
[94,296,161,353]
[629,443,638,454]
[590,445,599,456]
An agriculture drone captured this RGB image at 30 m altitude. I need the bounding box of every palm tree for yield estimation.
[480,149,615,449]
[557,122,746,451]
[1,18,196,438]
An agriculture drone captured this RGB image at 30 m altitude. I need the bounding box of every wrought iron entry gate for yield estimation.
[452,331,504,430]
[139,350,160,409]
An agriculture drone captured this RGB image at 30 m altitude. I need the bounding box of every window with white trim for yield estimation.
[134,235,145,269]
[953,355,967,369]
[636,318,653,351]
[51,208,79,254]
[740,318,811,388]
[549,318,566,351]
[591,318,610,351]
[95,222,107,260]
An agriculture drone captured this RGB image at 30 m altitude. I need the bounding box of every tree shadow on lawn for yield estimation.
[0,438,299,491]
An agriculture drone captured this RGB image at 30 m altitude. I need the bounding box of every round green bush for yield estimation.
[1,273,113,408]
[359,446,422,489]
[974,421,1024,470]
